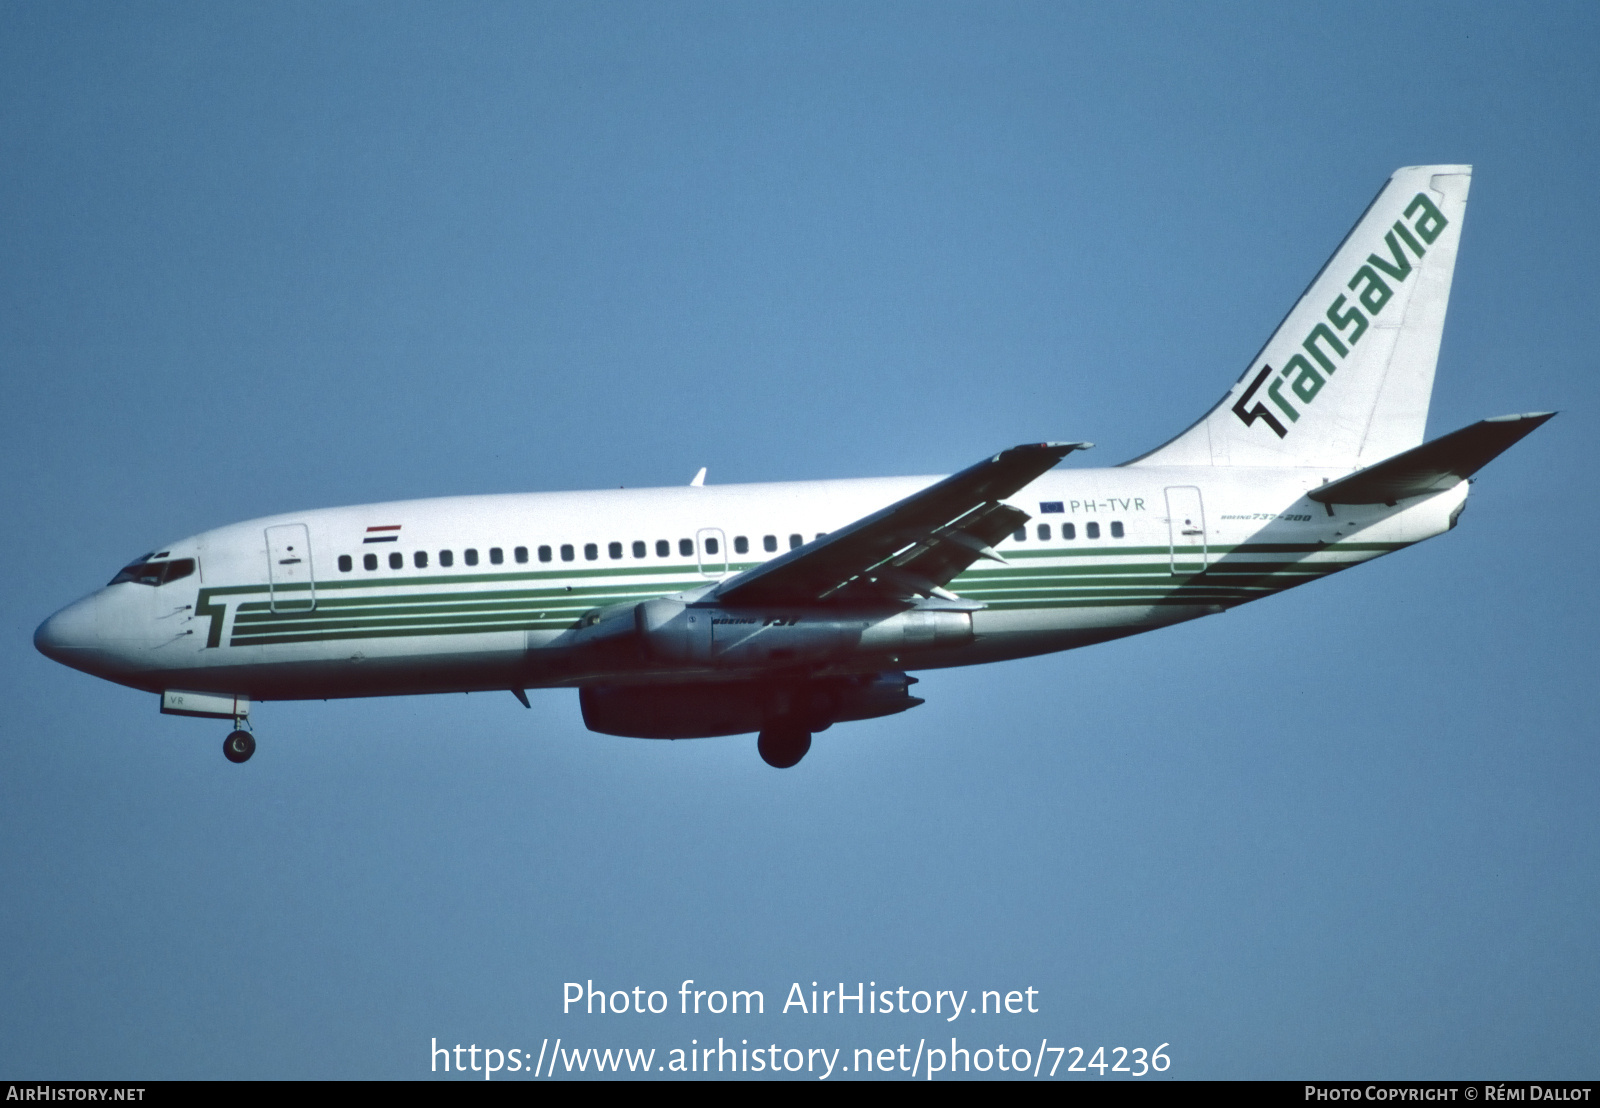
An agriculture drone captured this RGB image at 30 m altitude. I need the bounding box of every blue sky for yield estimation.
[2,1,1596,1079]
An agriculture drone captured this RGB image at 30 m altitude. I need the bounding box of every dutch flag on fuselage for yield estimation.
[363,525,401,544]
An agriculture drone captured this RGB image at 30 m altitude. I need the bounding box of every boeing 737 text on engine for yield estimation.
[35,166,1552,767]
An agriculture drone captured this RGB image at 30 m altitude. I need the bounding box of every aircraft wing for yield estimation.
[712,442,1090,607]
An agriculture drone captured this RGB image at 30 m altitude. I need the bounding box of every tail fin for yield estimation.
[1129,165,1472,469]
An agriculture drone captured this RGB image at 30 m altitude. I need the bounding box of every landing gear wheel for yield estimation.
[223,730,256,764]
[757,725,811,769]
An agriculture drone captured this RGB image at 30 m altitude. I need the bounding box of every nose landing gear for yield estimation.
[223,722,255,763]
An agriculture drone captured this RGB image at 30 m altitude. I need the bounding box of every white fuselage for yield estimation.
[35,464,1467,703]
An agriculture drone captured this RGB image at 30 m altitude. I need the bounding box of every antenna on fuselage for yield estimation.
[689,467,706,487]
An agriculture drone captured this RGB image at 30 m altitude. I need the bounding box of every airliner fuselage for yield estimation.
[33,165,1552,766]
[37,466,1462,698]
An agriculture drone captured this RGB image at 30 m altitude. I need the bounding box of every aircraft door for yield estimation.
[696,528,728,578]
[1163,487,1208,575]
[265,523,316,612]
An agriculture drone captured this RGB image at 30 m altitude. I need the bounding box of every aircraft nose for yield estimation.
[34,598,98,663]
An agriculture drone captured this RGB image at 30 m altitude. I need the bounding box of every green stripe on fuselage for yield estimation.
[202,539,1407,649]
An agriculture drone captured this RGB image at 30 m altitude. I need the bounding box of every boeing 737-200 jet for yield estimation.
[35,165,1552,767]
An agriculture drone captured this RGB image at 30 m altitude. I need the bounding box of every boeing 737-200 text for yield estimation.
[35,165,1552,767]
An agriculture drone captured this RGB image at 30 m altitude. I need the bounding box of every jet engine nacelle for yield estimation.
[579,671,924,739]
[635,597,971,669]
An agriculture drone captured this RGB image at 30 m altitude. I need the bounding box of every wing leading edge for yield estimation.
[713,442,1091,607]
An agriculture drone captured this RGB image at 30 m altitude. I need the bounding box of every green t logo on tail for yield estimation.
[1233,192,1448,439]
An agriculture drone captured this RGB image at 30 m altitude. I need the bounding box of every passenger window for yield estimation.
[490,547,504,565]
[584,543,598,561]
[656,540,669,557]
[440,550,454,567]
[764,535,777,552]
[1063,523,1076,540]
[679,538,693,557]
[560,544,574,562]
[515,546,528,564]
[538,545,552,563]
[414,550,429,568]
[734,536,748,555]
[1037,524,1051,541]
[1013,528,1026,541]
[1111,521,1124,538]
[608,541,623,559]
[632,541,646,558]
[338,555,352,573]
[389,552,403,569]
[704,537,719,555]
[790,534,803,550]
[364,553,378,571]
[464,549,479,566]
[1086,522,1101,539]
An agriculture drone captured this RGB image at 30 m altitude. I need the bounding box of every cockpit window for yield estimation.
[109,556,195,587]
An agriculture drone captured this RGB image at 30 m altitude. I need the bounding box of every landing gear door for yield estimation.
[696,528,728,578]
[265,523,316,612]
[1164,487,1208,575]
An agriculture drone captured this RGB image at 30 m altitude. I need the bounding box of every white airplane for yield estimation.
[35,165,1551,768]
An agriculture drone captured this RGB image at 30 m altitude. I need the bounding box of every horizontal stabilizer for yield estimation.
[1308,412,1555,504]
